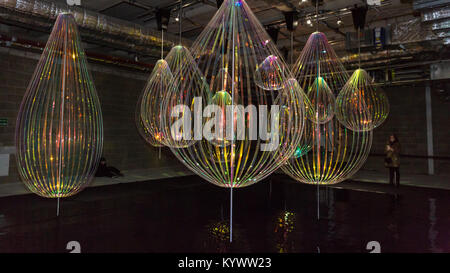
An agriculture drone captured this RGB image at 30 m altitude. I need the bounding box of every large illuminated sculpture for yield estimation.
[282,31,372,185]
[161,0,304,188]
[15,13,103,199]
[160,0,304,241]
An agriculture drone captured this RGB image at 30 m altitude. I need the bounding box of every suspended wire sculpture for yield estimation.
[136,25,175,148]
[335,28,389,131]
[161,0,305,241]
[136,59,173,147]
[15,13,103,204]
[282,30,372,185]
[137,0,201,148]
[292,31,347,124]
[161,44,207,148]
[335,68,389,131]
[162,0,304,188]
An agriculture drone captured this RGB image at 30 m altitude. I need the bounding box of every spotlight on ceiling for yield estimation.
[306,19,312,26]
[337,18,343,26]
[175,17,179,22]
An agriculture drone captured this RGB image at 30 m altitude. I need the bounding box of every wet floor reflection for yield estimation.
[0,175,448,252]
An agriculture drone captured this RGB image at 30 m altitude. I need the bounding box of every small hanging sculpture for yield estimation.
[335,68,390,131]
[136,59,173,147]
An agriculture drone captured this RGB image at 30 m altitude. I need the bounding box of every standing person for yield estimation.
[385,134,401,187]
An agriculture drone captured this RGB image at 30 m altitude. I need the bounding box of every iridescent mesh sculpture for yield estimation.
[136,0,196,148]
[336,68,389,131]
[292,32,348,124]
[161,0,304,188]
[161,44,208,148]
[15,13,103,198]
[282,31,372,184]
[136,59,173,147]
[336,25,389,132]
[254,55,287,90]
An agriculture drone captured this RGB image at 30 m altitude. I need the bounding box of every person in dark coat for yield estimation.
[95,157,124,178]
[385,134,401,187]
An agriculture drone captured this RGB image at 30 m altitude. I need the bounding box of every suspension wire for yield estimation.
[158,26,164,159]
[161,28,164,59]
[317,183,320,220]
[179,0,182,44]
[230,187,233,243]
[222,12,225,90]
[290,31,294,65]
[57,197,60,216]
[358,26,361,68]
[315,0,319,32]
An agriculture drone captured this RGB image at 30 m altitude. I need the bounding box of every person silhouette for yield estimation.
[95,157,124,178]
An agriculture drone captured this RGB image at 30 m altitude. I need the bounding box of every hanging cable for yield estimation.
[161,28,164,59]
[358,26,361,68]
[315,0,319,33]
[290,31,294,65]
[179,0,182,44]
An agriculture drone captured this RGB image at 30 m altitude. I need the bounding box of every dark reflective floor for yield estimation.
[0,174,448,253]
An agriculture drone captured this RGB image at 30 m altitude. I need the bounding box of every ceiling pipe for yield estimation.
[0,0,189,57]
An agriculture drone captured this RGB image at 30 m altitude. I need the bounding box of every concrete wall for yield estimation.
[361,84,450,175]
[0,48,184,187]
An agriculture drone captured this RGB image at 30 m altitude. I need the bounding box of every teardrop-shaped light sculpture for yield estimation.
[254,55,287,90]
[161,0,304,188]
[292,32,348,124]
[335,68,389,131]
[15,13,103,197]
[307,77,336,124]
[161,44,209,148]
[136,59,173,147]
[282,31,372,185]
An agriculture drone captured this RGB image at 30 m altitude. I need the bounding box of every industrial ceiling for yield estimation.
[0,0,449,84]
